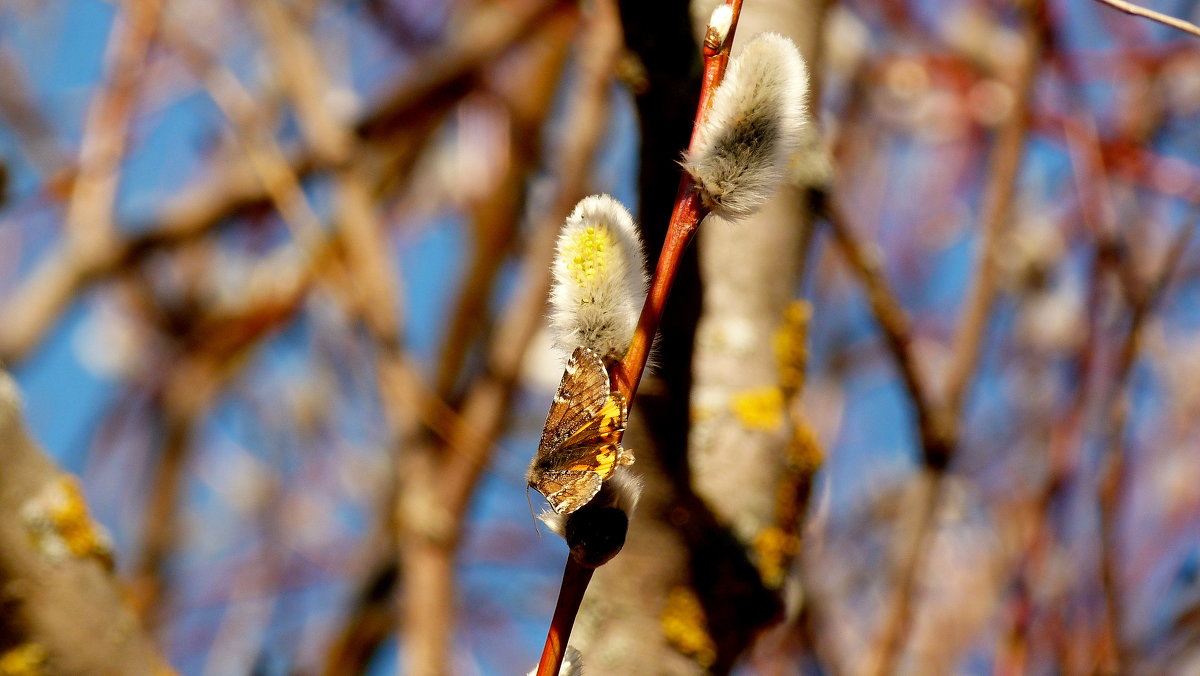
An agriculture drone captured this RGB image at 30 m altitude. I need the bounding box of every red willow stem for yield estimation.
[535,3,743,675]
[535,560,595,676]
[615,0,742,398]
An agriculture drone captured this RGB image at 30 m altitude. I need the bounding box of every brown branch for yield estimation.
[319,10,578,673]
[127,411,195,628]
[820,197,952,466]
[354,0,571,140]
[874,4,1045,673]
[821,197,959,676]
[536,560,594,676]
[612,0,745,397]
[433,61,565,395]
[997,37,1145,669]
[0,0,555,366]
[62,0,164,252]
[0,370,176,675]
[0,0,167,362]
[1097,211,1197,672]
[0,48,73,183]
[942,0,1046,423]
[161,18,326,250]
[248,6,461,675]
[1091,0,1200,39]
[128,246,323,624]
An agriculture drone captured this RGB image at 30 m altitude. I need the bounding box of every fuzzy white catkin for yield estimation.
[684,33,810,221]
[707,4,733,45]
[549,195,648,361]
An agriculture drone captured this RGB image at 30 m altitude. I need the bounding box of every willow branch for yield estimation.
[820,197,951,465]
[1091,0,1200,39]
[1097,211,1196,671]
[0,0,557,365]
[865,3,1046,673]
[612,0,744,398]
[943,0,1046,423]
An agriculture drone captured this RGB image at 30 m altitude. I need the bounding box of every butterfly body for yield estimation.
[528,346,634,514]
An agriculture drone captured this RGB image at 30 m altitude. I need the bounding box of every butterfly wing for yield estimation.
[536,470,604,515]
[537,347,611,454]
[529,347,631,514]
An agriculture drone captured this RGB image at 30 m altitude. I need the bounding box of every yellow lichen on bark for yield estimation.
[21,475,113,568]
[773,300,811,395]
[730,386,785,430]
[0,644,47,676]
[661,586,717,668]
[753,526,801,589]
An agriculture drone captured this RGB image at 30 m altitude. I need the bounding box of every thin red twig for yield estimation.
[613,0,742,397]
[536,560,595,676]
[1091,0,1200,39]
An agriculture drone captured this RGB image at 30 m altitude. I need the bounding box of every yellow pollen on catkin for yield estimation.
[563,226,615,288]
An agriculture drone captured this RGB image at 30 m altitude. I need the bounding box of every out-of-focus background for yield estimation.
[2,0,1200,674]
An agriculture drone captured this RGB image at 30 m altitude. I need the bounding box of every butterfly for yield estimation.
[527,346,635,514]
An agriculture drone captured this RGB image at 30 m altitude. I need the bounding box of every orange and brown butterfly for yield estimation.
[528,346,634,514]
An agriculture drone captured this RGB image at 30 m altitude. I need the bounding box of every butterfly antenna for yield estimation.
[526,485,542,538]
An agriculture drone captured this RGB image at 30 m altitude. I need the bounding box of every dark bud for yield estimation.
[565,504,629,568]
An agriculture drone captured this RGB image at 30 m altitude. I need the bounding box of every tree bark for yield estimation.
[0,370,172,675]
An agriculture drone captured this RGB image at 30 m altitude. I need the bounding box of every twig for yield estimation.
[394,2,593,672]
[0,48,73,182]
[129,247,323,624]
[613,0,744,398]
[1091,0,1200,39]
[0,0,555,365]
[536,560,594,676]
[355,0,571,140]
[318,12,577,673]
[0,0,165,361]
[434,92,553,396]
[819,197,951,465]
[860,2,1046,673]
[1097,210,1197,672]
[943,0,1046,422]
[818,193,956,675]
[63,0,164,253]
[162,18,326,251]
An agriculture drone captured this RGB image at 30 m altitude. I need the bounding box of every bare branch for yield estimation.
[0,371,174,675]
[1097,211,1197,670]
[1091,0,1200,39]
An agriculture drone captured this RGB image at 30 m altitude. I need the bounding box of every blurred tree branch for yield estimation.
[0,370,174,675]
[1091,0,1200,38]
[2,0,1199,672]
[840,1,1048,673]
[0,0,565,366]
[1097,210,1197,671]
